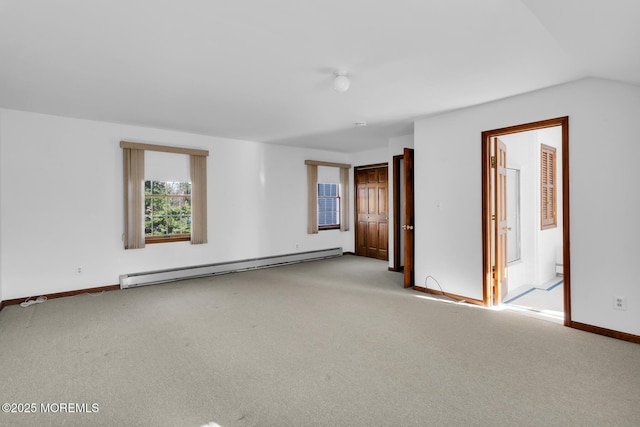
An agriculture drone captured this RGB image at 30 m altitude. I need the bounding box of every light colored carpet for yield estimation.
[1,256,639,426]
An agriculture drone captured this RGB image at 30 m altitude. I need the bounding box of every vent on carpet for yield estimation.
[119,247,343,289]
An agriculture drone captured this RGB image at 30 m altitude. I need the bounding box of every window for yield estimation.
[318,183,340,229]
[540,144,556,229]
[145,181,192,243]
[121,141,208,249]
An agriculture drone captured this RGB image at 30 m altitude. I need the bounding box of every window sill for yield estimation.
[318,225,340,231]
[145,235,191,244]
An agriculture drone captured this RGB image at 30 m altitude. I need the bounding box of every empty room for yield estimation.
[1,1,639,426]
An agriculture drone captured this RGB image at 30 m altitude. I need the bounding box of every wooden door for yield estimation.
[494,138,508,303]
[355,166,388,260]
[403,148,415,288]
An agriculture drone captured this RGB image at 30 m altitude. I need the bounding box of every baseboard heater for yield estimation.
[119,247,343,289]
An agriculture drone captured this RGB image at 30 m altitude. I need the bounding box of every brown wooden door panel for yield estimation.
[356,221,367,255]
[378,168,387,183]
[368,187,377,214]
[378,187,387,215]
[367,221,379,252]
[357,187,367,214]
[378,222,389,260]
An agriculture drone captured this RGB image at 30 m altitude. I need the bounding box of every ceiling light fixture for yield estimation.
[333,71,350,93]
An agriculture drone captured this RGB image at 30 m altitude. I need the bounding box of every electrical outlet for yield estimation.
[613,296,626,311]
[76,266,83,274]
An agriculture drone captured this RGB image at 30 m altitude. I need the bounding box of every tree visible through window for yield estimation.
[318,183,340,229]
[145,181,192,243]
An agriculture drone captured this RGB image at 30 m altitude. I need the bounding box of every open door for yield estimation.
[403,148,415,288]
[493,138,508,303]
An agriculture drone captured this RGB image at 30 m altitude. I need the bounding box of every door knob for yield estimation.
[408,225,414,230]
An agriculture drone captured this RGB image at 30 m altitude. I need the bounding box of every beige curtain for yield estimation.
[340,166,350,231]
[307,164,318,234]
[190,154,208,244]
[123,148,145,249]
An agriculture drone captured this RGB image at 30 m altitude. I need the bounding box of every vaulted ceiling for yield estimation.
[1,0,639,152]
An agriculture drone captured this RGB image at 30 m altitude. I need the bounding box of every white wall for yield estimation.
[0,109,353,300]
[414,78,640,336]
[0,110,3,304]
[145,150,190,182]
[351,147,387,168]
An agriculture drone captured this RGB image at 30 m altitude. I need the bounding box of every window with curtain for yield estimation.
[305,160,351,234]
[121,141,209,249]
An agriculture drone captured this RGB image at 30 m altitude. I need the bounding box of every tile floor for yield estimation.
[503,276,564,320]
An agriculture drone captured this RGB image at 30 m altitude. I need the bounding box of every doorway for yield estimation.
[482,117,571,326]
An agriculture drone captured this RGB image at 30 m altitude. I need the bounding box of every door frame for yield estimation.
[481,116,571,326]
[354,163,389,260]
